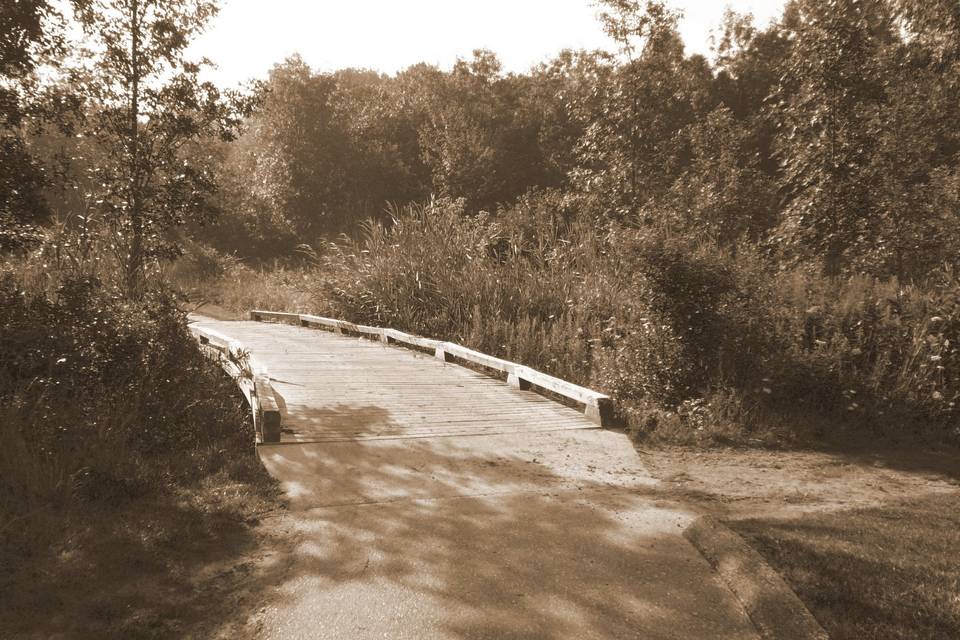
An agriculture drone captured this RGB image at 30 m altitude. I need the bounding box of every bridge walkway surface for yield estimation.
[189,316,760,640]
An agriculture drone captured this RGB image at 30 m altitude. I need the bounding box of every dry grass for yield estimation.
[0,458,280,639]
[732,494,960,639]
[641,443,960,640]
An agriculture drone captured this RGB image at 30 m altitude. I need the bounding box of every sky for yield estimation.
[188,0,788,87]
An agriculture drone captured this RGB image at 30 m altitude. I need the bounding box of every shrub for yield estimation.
[0,273,253,523]
[297,194,958,444]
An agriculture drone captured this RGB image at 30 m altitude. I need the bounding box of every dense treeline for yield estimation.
[196,0,960,283]
[181,0,960,441]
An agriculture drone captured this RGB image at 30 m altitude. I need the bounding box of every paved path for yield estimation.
[191,317,760,640]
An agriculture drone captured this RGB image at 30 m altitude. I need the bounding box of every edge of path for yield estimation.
[684,516,829,640]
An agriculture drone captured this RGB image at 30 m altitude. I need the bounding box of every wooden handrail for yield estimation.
[248,309,614,426]
[189,323,282,443]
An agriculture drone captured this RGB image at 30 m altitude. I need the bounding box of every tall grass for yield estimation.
[176,193,959,444]
[167,238,315,313]
[308,195,959,443]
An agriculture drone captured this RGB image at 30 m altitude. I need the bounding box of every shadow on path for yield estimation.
[220,402,757,640]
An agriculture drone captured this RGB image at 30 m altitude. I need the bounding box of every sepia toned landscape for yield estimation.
[2,1,959,638]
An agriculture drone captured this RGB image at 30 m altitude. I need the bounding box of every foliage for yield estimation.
[0,271,254,515]
[288,197,959,444]
[0,0,83,248]
[70,0,245,293]
[773,0,960,276]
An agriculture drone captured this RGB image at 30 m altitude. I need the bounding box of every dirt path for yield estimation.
[636,444,960,522]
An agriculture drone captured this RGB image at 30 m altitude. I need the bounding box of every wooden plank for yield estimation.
[298,314,341,331]
[190,324,239,352]
[237,314,618,430]
[274,424,594,444]
[248,308,615,425]
[384,329,441,350]
[511,365,608,404]
[249,310,300,324]
[438,342,517,374]
[190,321,285,444]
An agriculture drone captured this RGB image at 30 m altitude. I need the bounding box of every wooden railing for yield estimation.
[189,324,282,443]
[248,310,615,427]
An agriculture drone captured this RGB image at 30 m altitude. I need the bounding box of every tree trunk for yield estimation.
[126,0,143,297]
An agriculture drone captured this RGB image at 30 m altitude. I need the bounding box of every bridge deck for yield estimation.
[193,318,598,443]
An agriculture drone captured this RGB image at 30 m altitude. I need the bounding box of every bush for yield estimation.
[591,231,777,407]
[285,193,959,444]
[0,273,253,523]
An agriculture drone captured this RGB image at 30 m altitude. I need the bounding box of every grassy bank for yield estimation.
[733,492,960,639]
[642,444,960,640]
[0,257,280,638]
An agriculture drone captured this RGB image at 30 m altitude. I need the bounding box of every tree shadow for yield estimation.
[731,493,960,640]
[0,485,274,639]
[232,408,757,639]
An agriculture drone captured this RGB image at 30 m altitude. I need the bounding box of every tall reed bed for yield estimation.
[306,194,959,443]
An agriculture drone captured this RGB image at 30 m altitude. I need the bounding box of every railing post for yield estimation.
[435,345,453,362]
[585,397,615,426]
[507,372,531,390]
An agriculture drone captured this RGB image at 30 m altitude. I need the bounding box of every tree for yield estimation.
[772,0,960,278]
[231,56,350,240]
[416,50,548,211]
[574,1,713,218]
[771,0,895,275]
[525,49,612,187]
[0,0,79,248]
[653,106,778,243]
[73,0,242,293]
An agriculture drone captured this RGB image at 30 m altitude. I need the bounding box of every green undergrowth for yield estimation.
[175,194,960,447]
[0,267,280,638]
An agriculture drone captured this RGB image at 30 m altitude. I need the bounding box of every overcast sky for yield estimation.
[188,0,787,87]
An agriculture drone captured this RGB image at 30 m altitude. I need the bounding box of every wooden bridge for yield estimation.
[190,310,614,445]
[186,311,765,639]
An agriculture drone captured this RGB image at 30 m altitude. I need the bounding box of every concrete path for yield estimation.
[191,317,760,640]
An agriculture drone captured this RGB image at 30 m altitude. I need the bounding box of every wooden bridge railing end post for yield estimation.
[585,397,615,427]
[507,372,532,390]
